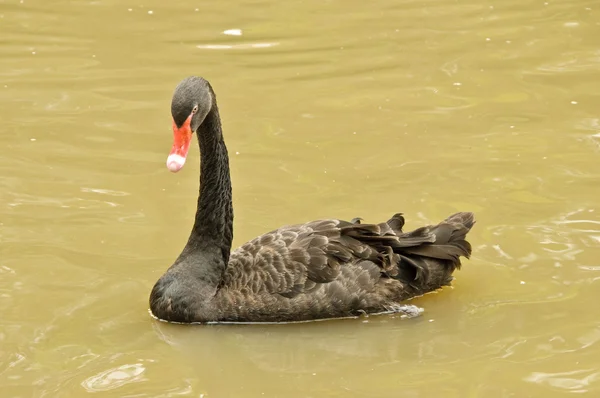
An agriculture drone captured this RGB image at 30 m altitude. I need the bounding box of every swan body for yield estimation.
[150,76,475,324]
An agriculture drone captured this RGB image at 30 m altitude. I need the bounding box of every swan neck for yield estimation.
[184,102,233,266]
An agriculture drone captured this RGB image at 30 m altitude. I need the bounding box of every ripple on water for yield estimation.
[81,363,146,392]
[525,369,600,393]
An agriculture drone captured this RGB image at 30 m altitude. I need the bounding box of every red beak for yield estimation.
[166,115,192,172]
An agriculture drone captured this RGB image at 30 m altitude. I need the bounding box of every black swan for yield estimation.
[149,76,475,324]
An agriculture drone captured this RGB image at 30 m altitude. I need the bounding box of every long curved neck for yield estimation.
[182,102,233,267]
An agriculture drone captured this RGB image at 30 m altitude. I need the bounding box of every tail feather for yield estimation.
[340,211,475,290]
[391,211,475,286]
[402,243,468,262]
[445,211,476,231]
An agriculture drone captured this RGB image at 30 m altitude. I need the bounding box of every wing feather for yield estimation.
[222,212,474,299]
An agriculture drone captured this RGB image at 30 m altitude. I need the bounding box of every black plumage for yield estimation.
[149,76,475,324]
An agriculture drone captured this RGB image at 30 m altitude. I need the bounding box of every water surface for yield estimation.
[1,0,599,396]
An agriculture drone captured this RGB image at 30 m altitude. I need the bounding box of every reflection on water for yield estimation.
[525,369,599,394]
[82,363,147,392]
[1,0,599,396]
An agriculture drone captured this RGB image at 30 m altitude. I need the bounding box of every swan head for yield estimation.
[167,76,213,172]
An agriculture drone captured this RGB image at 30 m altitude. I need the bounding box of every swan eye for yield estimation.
[191,105,199,115]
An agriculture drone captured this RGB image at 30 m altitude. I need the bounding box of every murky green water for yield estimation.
[1,0,599,396]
